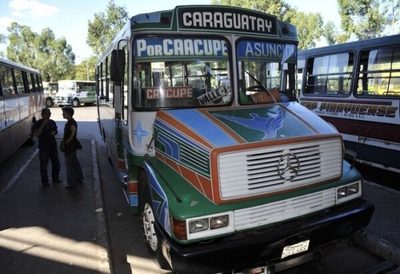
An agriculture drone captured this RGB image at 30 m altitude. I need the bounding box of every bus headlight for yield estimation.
[189,218,209,233]
[185,213,233,240]
[210,215,229,229]
[336,181,362,204]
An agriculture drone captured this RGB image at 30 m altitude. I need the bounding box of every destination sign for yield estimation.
[177,7,277,35]
[237,40,296,62]
[135,37,228,58]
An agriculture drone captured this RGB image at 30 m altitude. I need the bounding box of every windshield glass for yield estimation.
[237,40,297,104]
[133,36,231,108]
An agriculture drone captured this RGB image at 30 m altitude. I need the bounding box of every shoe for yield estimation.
[53,179,63,184]
[77,180,83,184]
[41,183,50,188]
[65,184,77,189]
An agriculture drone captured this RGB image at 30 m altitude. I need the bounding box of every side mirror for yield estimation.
[110,49,125,83]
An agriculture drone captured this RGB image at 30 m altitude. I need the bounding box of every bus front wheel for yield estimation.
[72,99,80,107]
[141,188,170,270]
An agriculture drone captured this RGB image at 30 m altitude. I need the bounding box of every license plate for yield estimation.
[281,239,310,259]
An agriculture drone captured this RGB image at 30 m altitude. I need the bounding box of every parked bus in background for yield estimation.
[55,80,96,107]
[298,35,400,173]
[43,81,58,107]
[97,5,373,273]
[0,57,44,164]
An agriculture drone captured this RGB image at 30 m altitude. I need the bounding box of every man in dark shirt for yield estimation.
[33,108,62,187]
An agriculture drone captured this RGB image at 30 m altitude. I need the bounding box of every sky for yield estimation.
[0,0,341,63]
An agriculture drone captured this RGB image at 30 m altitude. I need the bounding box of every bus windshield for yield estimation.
[133,36,231,108]
[237,40,297,104]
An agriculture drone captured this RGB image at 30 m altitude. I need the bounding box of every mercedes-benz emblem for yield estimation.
[277,153,300,180]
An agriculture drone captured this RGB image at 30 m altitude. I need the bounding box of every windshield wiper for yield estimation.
[244,69,278,103]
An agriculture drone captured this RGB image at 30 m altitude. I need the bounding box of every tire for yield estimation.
[45,97,54,107]
[72,99,80,107]
[141,186,171,270]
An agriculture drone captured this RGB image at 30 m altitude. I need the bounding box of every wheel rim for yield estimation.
[142,202,158,252]
[46,98,53,107]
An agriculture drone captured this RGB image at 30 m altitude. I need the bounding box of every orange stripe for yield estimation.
[157,111,213,149]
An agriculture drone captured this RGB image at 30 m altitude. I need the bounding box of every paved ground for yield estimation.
[0,138,110,274]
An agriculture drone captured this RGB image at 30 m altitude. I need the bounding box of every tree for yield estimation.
[6,23,75,81]
[73,56,97,81]
[87,0,129,56]
[338,0,400,40]
[212,0,324,49]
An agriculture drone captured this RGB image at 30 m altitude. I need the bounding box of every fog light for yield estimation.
[210,215,229,229]
[337,187,348,199]
[189,218,209,233]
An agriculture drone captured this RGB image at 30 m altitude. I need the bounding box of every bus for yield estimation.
[298,35,400,173]
[43,81,58,107]
[55,80,96,107]
[97,5,373,273]
[0,57,44,164]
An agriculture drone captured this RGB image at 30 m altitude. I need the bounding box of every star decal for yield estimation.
[133,121,149,145]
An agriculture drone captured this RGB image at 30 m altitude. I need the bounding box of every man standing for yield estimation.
[33,108,62,187]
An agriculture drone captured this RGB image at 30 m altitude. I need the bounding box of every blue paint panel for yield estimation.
[165,109,237,147]
[155,119,209,152]
[143,162,171,235]
[130,195,138,206]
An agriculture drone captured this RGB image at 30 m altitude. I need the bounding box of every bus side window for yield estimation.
[0,66,16,96]
[14,69,26,94]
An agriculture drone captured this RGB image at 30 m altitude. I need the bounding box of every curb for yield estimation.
[355,231,400,266]
[92,138,112,273]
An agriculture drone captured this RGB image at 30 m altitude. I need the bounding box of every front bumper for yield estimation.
[159,199,374,274]
[55,96,72,105]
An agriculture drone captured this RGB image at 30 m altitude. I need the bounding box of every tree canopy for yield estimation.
[212,0,323,49]
[6,22,75,82]
[87,0,129,56]
[338,0,400,40]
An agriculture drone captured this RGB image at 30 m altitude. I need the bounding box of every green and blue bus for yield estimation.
[97,5,373,273]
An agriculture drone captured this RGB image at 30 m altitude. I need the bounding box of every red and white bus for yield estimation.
[0,57,44,164]
[298,35,400,173]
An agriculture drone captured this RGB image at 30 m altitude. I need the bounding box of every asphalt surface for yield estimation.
[0,106,399,273]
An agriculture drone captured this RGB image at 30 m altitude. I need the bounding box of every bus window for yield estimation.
[0,66,16,96]
[14,69,26,94]
[29,73,36,92]
[357,46,400,97]
[304,52,353,96]
[133,36,231,108]
[237,40,297,104]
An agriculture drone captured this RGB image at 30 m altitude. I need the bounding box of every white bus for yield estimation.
[0,57,44,164]
[55,80,96,107]
[43,81,58,107]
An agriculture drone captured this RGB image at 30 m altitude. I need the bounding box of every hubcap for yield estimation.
[142,202,158,251]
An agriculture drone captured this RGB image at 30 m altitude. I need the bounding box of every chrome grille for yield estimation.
[234,188,336,230]
[218,138,342,200]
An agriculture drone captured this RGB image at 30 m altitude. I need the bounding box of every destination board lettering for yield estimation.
[146,87,193,100]
[177,7,277,35]
[237,40,296,61]
[136,38,228,58]
[301,101,398,118]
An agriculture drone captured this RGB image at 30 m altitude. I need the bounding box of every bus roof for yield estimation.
[299,34,400,59]
[131,5,297,39]
[0,57,41,74]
